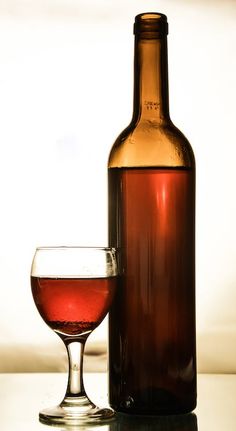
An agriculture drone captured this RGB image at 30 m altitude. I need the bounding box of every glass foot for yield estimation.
[39,396,115,426]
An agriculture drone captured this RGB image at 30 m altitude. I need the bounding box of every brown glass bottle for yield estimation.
[108,13,196,415]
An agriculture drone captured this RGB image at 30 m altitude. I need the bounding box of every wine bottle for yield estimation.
[108,13,196,415]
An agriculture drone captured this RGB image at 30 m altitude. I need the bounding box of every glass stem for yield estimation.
[64,338,86,398]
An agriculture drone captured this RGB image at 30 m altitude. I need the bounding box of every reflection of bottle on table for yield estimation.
[108,13,196,414]
[110,413,198,431]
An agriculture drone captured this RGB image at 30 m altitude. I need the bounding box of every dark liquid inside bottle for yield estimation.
[108,167,196,414]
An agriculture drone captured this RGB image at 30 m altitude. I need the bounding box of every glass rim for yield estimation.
[35,246,116,252]
[31,246,118,278]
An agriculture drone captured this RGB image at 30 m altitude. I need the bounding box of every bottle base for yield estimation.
[113,404,196,416]
[110,388,196,416]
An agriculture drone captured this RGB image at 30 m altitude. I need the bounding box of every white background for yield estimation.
[0,0,235,372]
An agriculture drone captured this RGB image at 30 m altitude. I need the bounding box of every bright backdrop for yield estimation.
[0,0,235,372]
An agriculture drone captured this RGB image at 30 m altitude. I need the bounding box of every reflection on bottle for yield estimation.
[109,413,198,431]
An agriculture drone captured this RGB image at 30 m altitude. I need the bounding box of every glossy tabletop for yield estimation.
[0,373,235,430]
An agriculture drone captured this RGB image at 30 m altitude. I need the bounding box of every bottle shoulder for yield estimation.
[108,120,195,168]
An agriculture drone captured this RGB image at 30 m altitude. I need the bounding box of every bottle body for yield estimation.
[108,13,196,414]
[108,166,196,414]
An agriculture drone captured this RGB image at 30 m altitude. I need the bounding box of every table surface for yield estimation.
[0,372,235,431]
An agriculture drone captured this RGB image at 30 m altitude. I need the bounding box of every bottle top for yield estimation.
[134,13,168,36]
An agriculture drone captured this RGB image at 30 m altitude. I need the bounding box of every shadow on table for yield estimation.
[109,412,198,431]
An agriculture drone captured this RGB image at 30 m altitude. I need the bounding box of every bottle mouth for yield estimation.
[134,12,168,36]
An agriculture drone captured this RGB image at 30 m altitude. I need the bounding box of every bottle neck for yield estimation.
[132,35,170,124]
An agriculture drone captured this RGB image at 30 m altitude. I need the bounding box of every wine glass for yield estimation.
[31,246,117,425]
